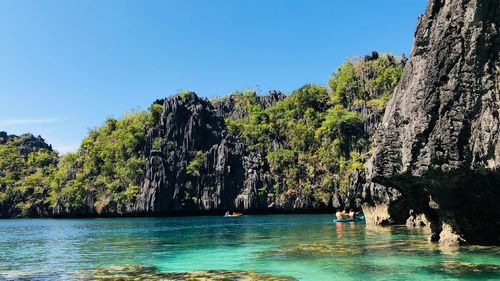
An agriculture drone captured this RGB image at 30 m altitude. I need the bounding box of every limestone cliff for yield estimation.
[136,91,335,214]
[364,0,499,245]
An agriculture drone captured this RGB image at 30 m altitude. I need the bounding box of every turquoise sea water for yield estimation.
[0,214,499,280]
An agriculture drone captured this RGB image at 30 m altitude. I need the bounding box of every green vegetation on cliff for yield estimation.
[224,54,403,201]
[330,53,403,108]
[50,110,157,214]
[0,133,58,216]
[0,109,161,217]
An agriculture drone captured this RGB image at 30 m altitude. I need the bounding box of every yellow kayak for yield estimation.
[224,212,242,217]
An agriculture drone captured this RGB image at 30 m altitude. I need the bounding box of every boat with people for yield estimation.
[333,214,365,223]
[333,209,365,223]
[224,211,242,217]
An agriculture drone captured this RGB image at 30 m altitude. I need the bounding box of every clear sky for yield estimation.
[0,0,426,154]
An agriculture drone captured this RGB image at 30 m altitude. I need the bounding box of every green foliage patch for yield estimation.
[49,110,156,213]
[225,54,402,200]
[0,134,58,217]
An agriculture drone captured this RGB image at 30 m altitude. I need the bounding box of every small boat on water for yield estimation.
[224,211,242,217]
[333,214,365,223]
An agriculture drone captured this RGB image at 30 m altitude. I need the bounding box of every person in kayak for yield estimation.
[336,210,343,220]
[349,209,356,220]
[341,209,349,218]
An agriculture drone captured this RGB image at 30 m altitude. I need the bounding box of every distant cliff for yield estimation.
[0,132,58,217]
[362,0,499,245]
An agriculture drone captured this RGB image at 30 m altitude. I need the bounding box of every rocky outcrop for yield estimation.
[364,0,499,245]
[137,93,228,213]
[0,131,53,157]
[215,90,285,119]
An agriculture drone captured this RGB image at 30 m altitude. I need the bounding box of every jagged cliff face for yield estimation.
[137,93,231,213]
[364,0,499,245]
[136,91,334,214]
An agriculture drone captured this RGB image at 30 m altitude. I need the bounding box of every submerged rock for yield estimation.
[260,238,441,258]
[85,265,296,281]
[0,265,296,281]
[363,0,500,245]
[262,242,363,257]
[424,261,500,278]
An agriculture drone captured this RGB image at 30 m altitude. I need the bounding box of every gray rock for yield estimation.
[364,0,499,245]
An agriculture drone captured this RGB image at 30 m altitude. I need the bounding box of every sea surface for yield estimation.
[0,214,499,280]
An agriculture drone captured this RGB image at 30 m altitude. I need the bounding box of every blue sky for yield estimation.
[0,0,426,154]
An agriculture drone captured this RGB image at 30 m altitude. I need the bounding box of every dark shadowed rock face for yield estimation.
[364,0,499,245]
[137,93,226,212]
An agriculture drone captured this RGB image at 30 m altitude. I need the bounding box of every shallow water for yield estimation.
[0,214,499,280]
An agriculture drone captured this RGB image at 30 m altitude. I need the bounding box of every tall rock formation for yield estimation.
[136,92,318,214]
[364,0,499,245]
[136,93,242,213]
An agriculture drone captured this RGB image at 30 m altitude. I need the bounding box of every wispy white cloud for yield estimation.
[0,118,61,126]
